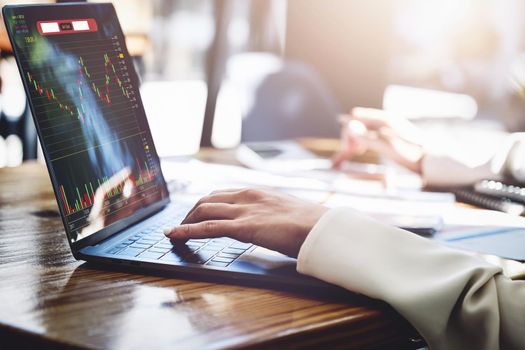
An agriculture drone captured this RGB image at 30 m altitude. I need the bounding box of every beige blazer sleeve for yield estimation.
[297,208,525,350]
[422,132,525,187]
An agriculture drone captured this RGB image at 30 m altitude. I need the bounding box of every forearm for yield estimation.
[297,208,525,350]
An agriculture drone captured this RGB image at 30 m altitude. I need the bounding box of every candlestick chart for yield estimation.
[14,27,166,238]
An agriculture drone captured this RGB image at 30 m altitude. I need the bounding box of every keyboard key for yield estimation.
[157,243,173,249]
[217,252,239,259]
[187,242,204,248]
[107,247,122,254]
[138,251,165,260]
[182,250,215,264]
[211,256,234,264]
[205,244,228,251]
[161,252,182,262]
[207,241,230,247]
[137,236,158,243]
[189,239,210,243]
[140,235,160,241]
[137,238,159,244]
[222,248,244,255]
[206,261,229,267]
[211,238,231,244]
[193,250,216,262]
[130,242,153,249]
[199,245,221,251]
[149,246,171,254]
[230,242,252,250]
[180,255,199,264]
[148,234,165,240]
[118,247,145,257]
[205,239,224,245]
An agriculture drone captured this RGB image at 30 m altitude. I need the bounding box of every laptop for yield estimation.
[3,3,326,289]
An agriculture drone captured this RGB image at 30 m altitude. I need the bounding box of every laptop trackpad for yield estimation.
[231,246,297,272]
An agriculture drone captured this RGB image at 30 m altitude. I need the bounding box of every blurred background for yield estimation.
[1,0,525,166]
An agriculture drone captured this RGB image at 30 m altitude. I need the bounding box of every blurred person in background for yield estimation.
[164,108,525,349]
[333,107,525,187]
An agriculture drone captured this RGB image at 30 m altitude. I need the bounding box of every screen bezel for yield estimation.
[3,3,171,252]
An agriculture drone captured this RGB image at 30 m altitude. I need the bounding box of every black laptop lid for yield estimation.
[3,3,169,249]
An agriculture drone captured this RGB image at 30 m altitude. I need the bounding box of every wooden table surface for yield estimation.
[0,162,422,349]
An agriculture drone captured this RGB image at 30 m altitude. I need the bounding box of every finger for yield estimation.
[332,150,351,168]
[332,121,368,167]
[184,189,265,225]
[352,107,390,119]
[357,129,401,163]
[351,107,391,130]
[376,128,423,172]
[337,113,352,125]
[182,188,261,224]
[199,191,239,204]
[183,191,239,223]
[182,203,241,224]
[353,107,423,145]
[165,220,240,241]
[332,119,353,168]
[209,188,268,202]
[209,188,243,195]
[332,141,359,167]
[332,129,351,168]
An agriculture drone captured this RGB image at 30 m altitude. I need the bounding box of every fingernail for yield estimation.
[163,228,172,236]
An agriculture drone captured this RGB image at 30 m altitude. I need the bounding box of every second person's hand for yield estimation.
[332,107,426,174]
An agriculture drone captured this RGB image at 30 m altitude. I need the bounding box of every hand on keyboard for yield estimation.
[107,214,254,267]
[164,188,328,258]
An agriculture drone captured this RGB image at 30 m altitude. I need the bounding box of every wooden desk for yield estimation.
[0,162,421,349]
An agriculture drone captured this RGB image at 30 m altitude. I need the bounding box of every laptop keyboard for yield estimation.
[106,216,252,267]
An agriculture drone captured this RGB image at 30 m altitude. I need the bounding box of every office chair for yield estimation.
[227,53,340,142]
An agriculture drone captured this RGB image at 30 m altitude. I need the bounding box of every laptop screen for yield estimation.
[4,4,169,243]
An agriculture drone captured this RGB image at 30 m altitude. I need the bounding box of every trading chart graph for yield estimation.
[6,6,168,241]
[22,36,140,161]
[26,51,131,124]
[58,157,154,216]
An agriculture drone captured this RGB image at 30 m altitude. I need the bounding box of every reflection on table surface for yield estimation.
[0,162,420,349]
